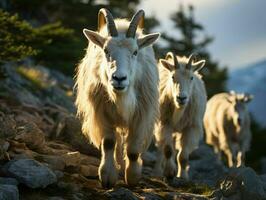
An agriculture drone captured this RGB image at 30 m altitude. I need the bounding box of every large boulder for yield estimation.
[3,159,57,188]
[217,167,266,200]
[189,143,227,186]
[0,177,18,186]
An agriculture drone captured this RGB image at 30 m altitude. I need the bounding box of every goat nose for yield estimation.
[177,96,187,101]
[112,74,127,82]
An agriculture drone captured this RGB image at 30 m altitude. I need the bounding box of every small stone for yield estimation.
[3,159,57,188]
[80,154,100,166]
[62,151,80,167]
[0,139,10,160]
[40,155,65,171]
[107,187,138,200]
[0,113,17,139]
[0,184,19,200]
[15,122,45,150]
[79,165,98,177]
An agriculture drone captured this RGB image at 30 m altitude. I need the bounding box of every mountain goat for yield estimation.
[75,8,160,187]
[204,91,253,167]
[153,52,207,179]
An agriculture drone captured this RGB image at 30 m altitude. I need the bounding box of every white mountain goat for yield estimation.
[75,8,160,187]
[153,52,207,179]
[204,91,253,167]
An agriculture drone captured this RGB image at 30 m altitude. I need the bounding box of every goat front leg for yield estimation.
[162,126,176,179]
[124,138,142,186]
[115,133,125,176]
[236,151,244,167]
[154,124,175,178]
[237,134,251,167]
[177,126,202,179]
[224,149,234,167]
[125,121,154,186]
[99,135,119,188]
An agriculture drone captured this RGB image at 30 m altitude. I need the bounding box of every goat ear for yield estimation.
[227,91,236,103]
[230,90,236,95]
[160,59,175,71]
[83,29,106,48]
[192,60,206,72]
[137,33,160,49]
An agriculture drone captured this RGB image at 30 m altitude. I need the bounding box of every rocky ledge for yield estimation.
[0,63,266,200]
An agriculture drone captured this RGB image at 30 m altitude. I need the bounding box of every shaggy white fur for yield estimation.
[154,52,207,179]
[204,92,253,167]
[75,9,160,187]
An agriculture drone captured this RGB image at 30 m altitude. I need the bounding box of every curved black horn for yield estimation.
[187,53,198,69]
[126,10,145,38]
[98,8,118,37]
[166,52,179,69]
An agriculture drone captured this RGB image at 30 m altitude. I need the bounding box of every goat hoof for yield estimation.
[101,180,114,189]
[100,175,117,189]
[164,170,176,180]
[125,164,142,186]
[99,163,118,189]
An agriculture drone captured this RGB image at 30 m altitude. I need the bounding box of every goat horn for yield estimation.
[98,8,118,37]
[187,53,198,69]
[126,10,145,38]
[166,52,179,69]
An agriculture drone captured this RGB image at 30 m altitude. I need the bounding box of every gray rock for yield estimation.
[219,167,266,200]
[54,170,64,179]
[0,184,19,200]
[15,122,45,149]
[260,174,266,194]
[0,177,18,186]
[3,159,57,188]
[189,144,227,186]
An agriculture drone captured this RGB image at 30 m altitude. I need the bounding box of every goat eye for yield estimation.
[172,75,175,81]
[104,49,109,55]
[133,50,138,56]
[190,76,194,80]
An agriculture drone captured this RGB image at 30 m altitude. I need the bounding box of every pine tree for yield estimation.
[161,5,227,97]
[0,9,37,62]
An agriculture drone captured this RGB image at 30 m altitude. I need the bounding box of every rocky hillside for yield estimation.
[0,63,266,200]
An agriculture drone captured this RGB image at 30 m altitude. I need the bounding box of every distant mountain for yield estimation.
[227,60,266,127]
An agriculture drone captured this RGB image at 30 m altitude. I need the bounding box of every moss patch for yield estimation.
[16,66,48,89]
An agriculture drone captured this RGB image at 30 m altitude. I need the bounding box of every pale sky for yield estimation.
[139,0,266,70]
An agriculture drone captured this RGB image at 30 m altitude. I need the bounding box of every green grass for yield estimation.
[16,66,48,89]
